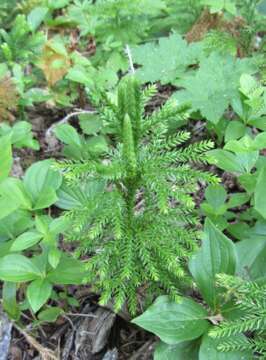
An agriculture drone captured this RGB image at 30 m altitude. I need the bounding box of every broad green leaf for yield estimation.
[257,0,266,14]
[199,335,252,360]
[0,196,21,220]
[205,184,227,209]
[47,255,87,284]
[224,121,246,143]
[227,193,249,209]
[236,235,266,280]
[239,74,263,98]
[86,135,108,154]
[48,247,61,268]
[254,167,266,218]
[3,282,20,320]
[10,121,39,150]
[0,134,12,183]
[23,160,62,207]
[54,124,82,147]
[189,219,236,309]
[26,278,52,313]
[253,132,266,150]
[0,254,42,282]
[207,150,245,173]
[79,113,102,134]
[238,173,256,194]
[174,53,255,123]
[132,296,209,344]
[66,65,92,86]
[28,7,49,31]
[49,216,70,234]
[38,306,63,322]
[47,0,70,9]
[154,340,199,360]
[35,215,50,235]
[25,88,51,104]
[0,178,32,210]
[10,231,43,252]
[33,188,58,210]
[132,33,201,85]
[0,210,33,241]
[56,180,105,210]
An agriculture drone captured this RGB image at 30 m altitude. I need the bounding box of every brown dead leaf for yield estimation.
[186,9,245,44]
[38,41,71,87]
[0,76,19,122]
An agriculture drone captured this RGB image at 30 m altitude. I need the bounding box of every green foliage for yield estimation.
[0,0,265,356]
[133,296,210,343]
[0,14,45,64]
[157,0,203,34]
[56,76,217,313]
[202,30,238,56]
[210,275,266,356]
[132,33,202,85]
[0,159,87,320]
[189,219,237,310]
[132,219,261,359]
[174,52,256,124]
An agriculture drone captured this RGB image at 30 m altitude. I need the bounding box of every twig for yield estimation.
[129,340,155,360]
[13,323,59,360]
[65,312,97,318]
[46,110,96,137]
[125,44,135,74]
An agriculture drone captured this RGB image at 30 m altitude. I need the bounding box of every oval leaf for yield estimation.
[10,231,43,252]
[0,254,42,282]
[154,340,199,360]
[27,278,52,313]
[132,296,209,344]
[189,219,237,309]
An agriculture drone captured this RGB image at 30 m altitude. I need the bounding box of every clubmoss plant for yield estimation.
[57,76,218,313]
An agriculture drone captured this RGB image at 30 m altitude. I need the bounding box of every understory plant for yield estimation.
[133,219,265,359]
[56,75,218,313]
[0,158,87,321]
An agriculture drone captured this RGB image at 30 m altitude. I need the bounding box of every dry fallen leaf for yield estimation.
[38,41,71,86]
[0,76,19,122]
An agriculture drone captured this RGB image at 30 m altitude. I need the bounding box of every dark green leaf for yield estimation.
[199,335,253,360]
[254,167,266,219]
[189,219,236,309]
[54,124,82,147]
[3,282,20,320]
[154,340,199,360]
[132,296,209,344]
[47,255,87,284]
[38,307,63,322]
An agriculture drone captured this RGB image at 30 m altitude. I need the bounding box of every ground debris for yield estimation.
[0,307,12,360]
